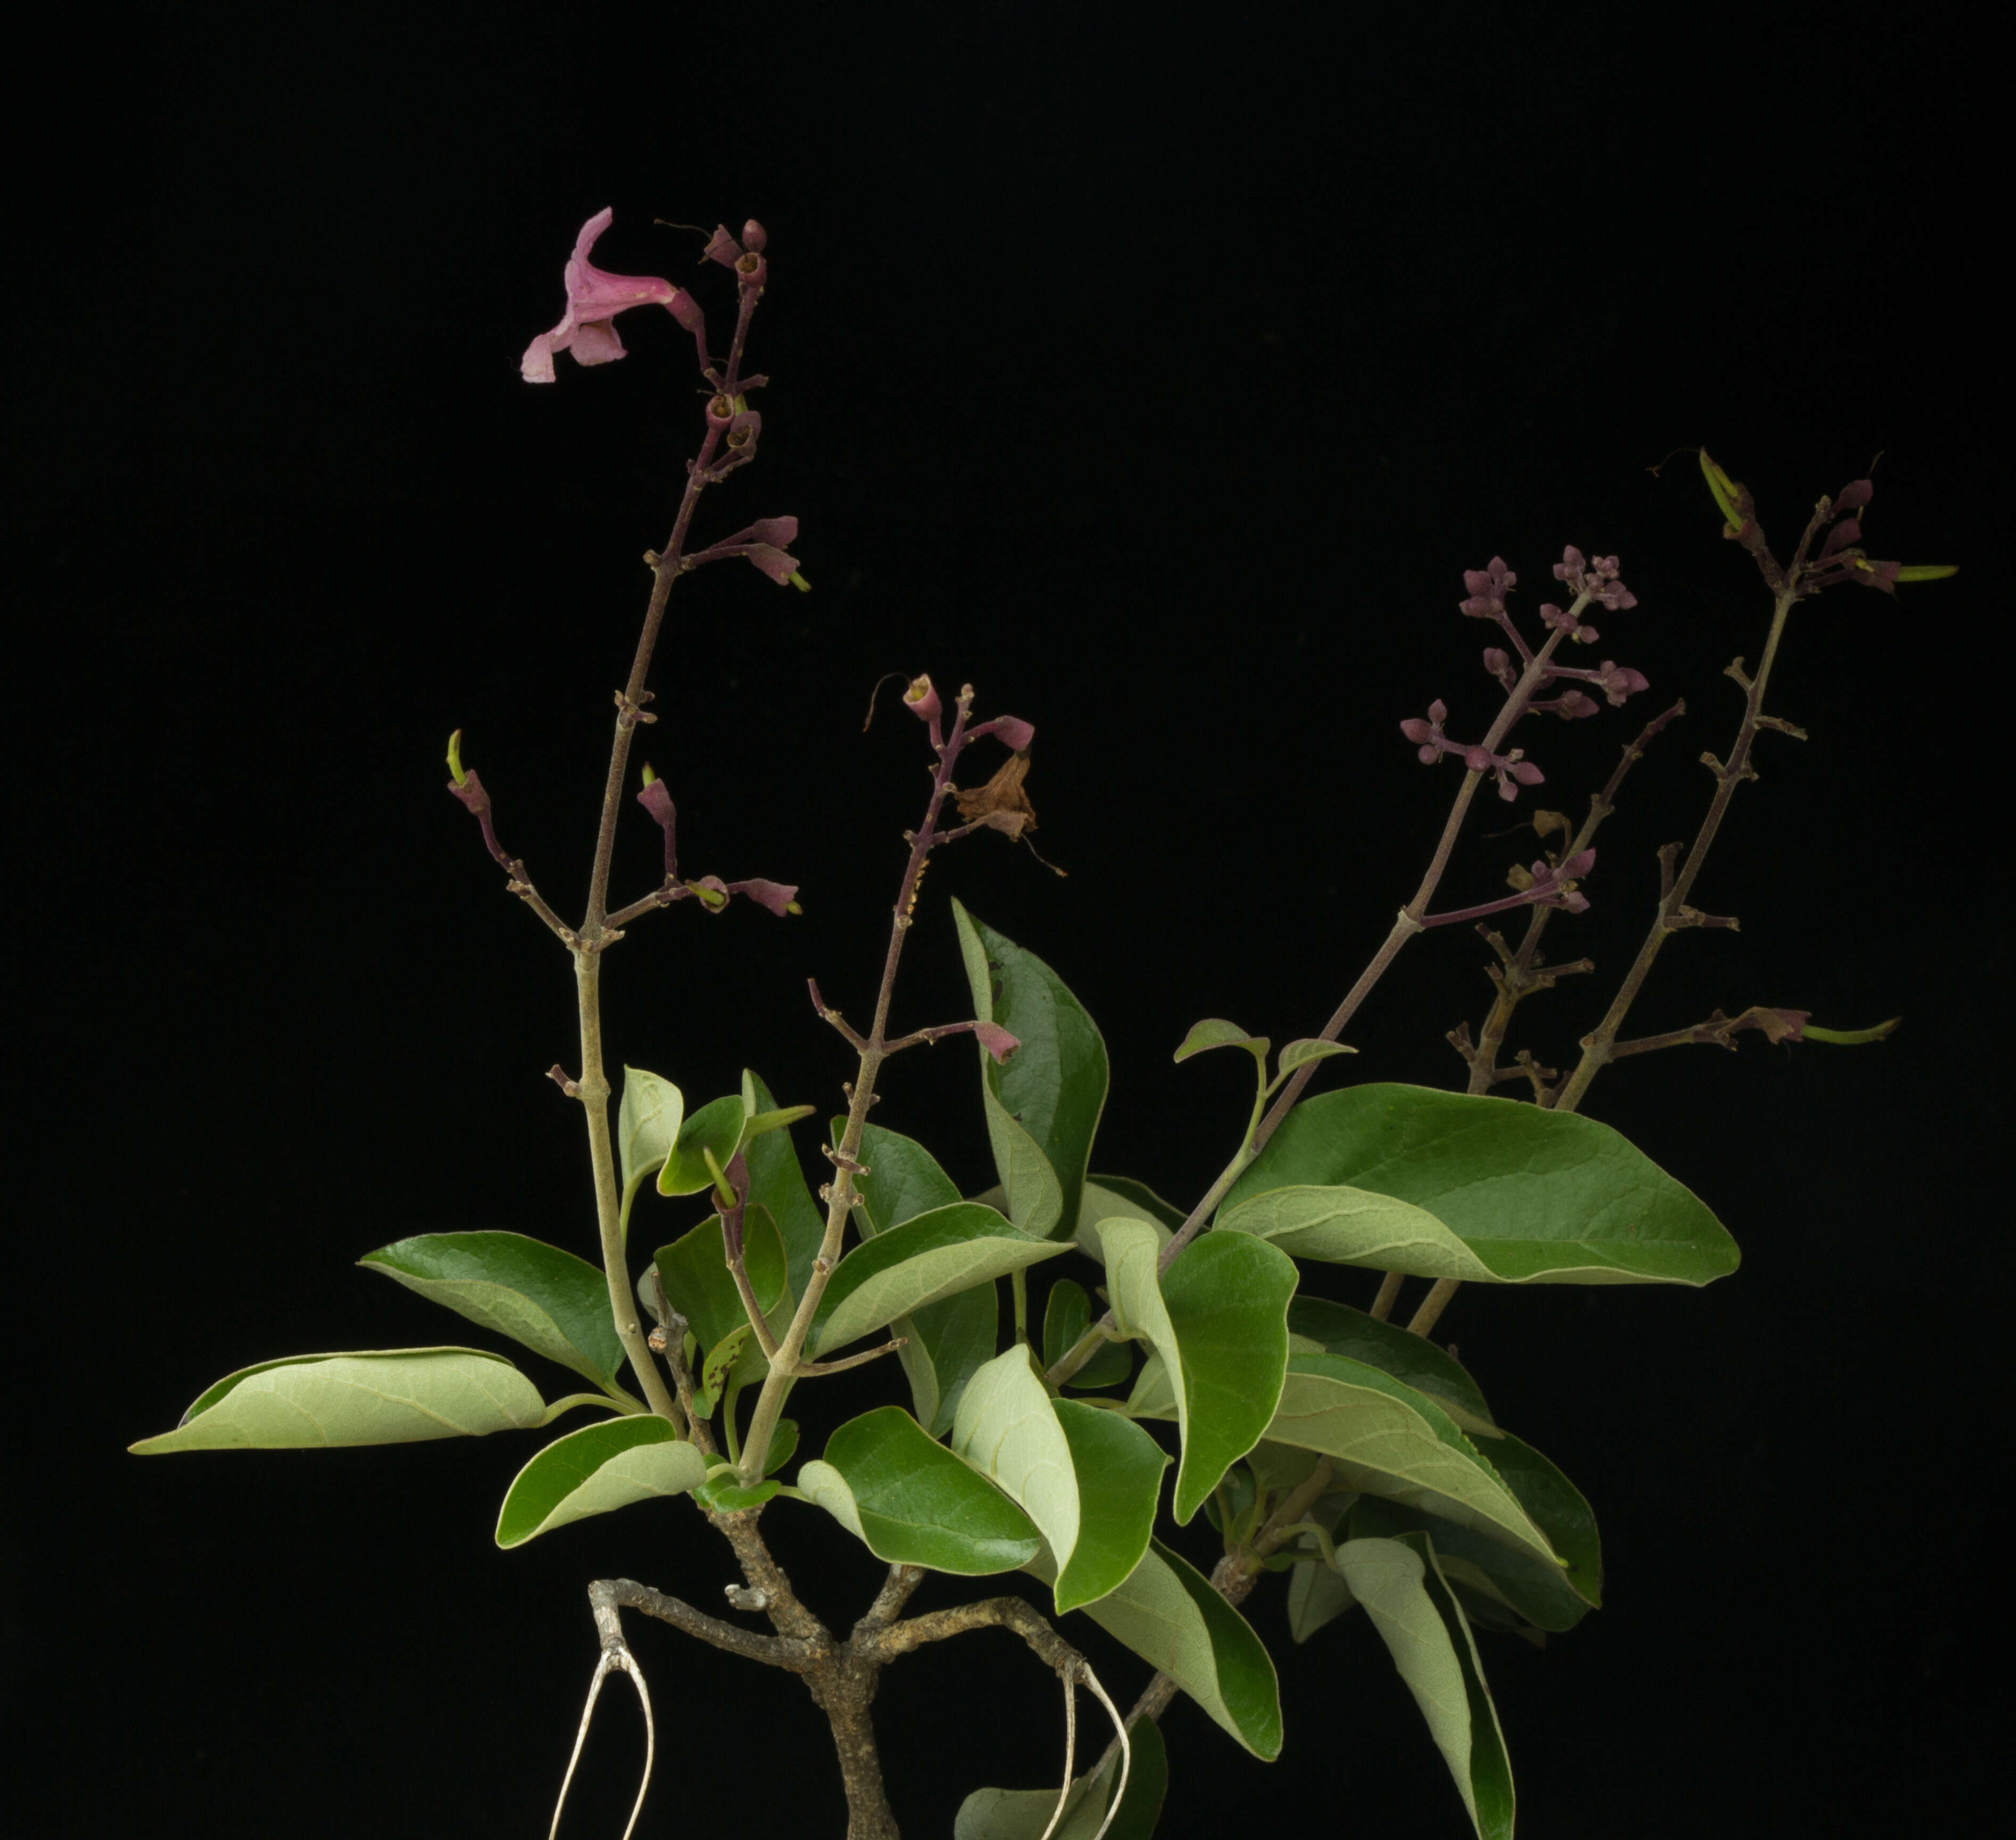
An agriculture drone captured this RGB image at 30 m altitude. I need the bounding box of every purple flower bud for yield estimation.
[704,225,744,267]
[743,544,799,585]
[1594,662,1650,705]
[1466,745,1495,773]
[636,775,678,878]
[1819,518,1862,558]
[1834,479,1874,513]
[1482,646,1516,689]
[741,220,768,253]
[1558,848,1596,879]
[1460,556,1517,620]
[725,878,800,917]
[989,715,1036,751]
[1552,545,1587,587]
[1551,689,1599,720]
[972,1022,1021,1064]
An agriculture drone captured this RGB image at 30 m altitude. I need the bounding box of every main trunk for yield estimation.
[809,1655,899,1839]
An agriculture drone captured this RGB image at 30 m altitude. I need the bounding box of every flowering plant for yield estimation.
[132,208,1953,1840]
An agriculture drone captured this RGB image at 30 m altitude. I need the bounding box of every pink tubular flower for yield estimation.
[521,209,696,383]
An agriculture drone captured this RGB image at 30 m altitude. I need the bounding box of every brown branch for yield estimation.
[866,1595,1081,1675]
[591,1578,812,1671]
[1463,699,1684,1095]
[853,1566,928,1636]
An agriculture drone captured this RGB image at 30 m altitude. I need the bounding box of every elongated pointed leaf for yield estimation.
[812,1204,1068,1356]
[1221,1083,1735,1285]
[495,1415,706,1547]
[954,901,1109,1240]
[658,1094,750,1197]
[1288,1549,1357,1643]
[1288,1296,1496,1436]
[618,1067,685,1210]
[1032,1539,1281,1760]
[651,1206,790,1363]
[955,1716,1168,1840]
[1333,1535,1514,1839]
[360,1231,625,1390]
[1043,1278,1132,1390]
[744,1071,824,1299]
[953,1350,1166,1613]
[1098,1220,1295,1522]
[798,1406,1041,1573]
[1264,1354,1560,1571]
[130,1349,546,1453]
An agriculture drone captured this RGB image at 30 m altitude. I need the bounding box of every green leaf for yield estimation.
[1275,1038,1357,1078]
[1895,563,1959,582]
[953,1349,1167,1613]
[1346,1428,1601,1633]
[651,1205,791,1366]
[695,1323,751,1418]
[495,1415,707,1547]
[658,1094,750,1197]
[694,1466,781,1513]
[359,1231,626,1391]
[1288,1296,1496,1436]
[1097,1221,1296,1523]
[1042,1278,1132,1390]
[843,1121,963,1236]
[1074,1177,1178,1263]
[743,1072,824,1299]
[954,900,1110,1240]
[130,1349,546,1453]
[1333,1535,1514,1839]
[1035,1538,1281,1760]
[798,1406,1042,1573]
[618,1067,685,1237]
[954,1716,1168,1840]
[1288,1549,1356,1644]
[897,1283,999,1438]
[810,1203,1069,1357]
[1173,1017,1269,1066]
[824,1119,990,1431]
[1263,1353,1560,1571]
[1220,1083,1738,1285]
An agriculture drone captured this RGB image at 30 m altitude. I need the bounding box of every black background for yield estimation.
[12,2,2009,1835]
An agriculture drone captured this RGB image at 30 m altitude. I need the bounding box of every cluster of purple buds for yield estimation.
[1800,480,1904,595]
[1401,700,1547,801]
[1521,849,1596,914]
[1407,546,1650,796]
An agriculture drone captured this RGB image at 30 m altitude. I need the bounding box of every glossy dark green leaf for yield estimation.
[360,1231,626,1390]
[744,1072,824,1299]
[798,1406,1042,1573]
[129,1349,546,1453]
[954,1716,1168,1840]
[810,1203,1068,1356]
[1221,1083,1736,1285]
[1264,1353,1559,1570]
[954,1349,1168,1614]
[1042,1277,1132,1390]
[495,1415,706,1547]
[651,1205,790,1365]
[1288,1296,1496,1436]
[658,1094,749,1198]
[1036,1538,1281,1760]
[1098,1220,1296,1522]
[1334,1534,1514,1839]
[954,901,1109,1241]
